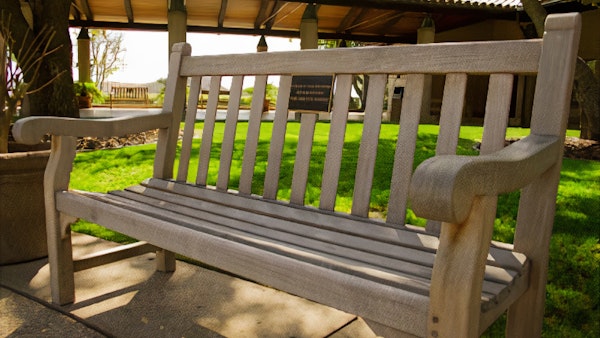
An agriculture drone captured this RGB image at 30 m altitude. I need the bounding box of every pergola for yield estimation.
[69,0,525,44]
[69,0,596,128]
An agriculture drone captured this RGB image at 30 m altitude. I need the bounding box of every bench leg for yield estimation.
[364,319,420,338]
[45,136,78,306]
[47,213,76,305]
[506,168,560,336]
[156,249,176,272]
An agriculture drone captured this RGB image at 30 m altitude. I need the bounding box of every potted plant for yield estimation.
[74,81,97,108]
[0,15,63,264]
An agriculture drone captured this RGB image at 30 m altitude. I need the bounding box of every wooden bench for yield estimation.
[13,13,581,337]
[109,86,149,108]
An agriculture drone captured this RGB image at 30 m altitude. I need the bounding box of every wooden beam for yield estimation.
[81,0,93,20]
[255,0,271,29]
[69,19,416,43]
[284,0,515,14]
[338,7,362,33]
[218,0,228,28]
[124,0,134,23]
[71,0,93,21]
[262,1,286,30]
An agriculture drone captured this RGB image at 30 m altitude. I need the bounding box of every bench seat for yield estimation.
[58,177,529,335]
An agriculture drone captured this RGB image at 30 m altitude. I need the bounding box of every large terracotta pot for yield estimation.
[0,148,50,264]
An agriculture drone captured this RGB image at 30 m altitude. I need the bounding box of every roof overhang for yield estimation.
[69,0,523,44]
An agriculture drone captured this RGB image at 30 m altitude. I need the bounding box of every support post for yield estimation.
[300,4,318,50]
[77,28,91,83]
[168,0,187,60]
[417,16,435,125]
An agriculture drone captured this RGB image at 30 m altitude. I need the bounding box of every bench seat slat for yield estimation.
[55,190,431,336]
[143,178,527,272]
[118,186,440,271]
[102,192,436,294]
[62,187,526,311]
[115,187,525,295]
[123,184,526,284]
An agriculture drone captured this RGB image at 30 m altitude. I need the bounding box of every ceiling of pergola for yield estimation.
[69,0,531,44]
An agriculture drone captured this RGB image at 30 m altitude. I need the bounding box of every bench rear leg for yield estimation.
[156,249,176,272]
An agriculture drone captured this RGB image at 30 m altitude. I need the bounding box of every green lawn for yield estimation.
[70,122,599,337]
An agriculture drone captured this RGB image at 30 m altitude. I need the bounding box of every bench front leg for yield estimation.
[44,136,77,305]
[427,196,497,337]
[156,249,176,272]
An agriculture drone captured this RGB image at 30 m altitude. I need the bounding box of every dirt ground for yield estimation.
[78,129,599,162]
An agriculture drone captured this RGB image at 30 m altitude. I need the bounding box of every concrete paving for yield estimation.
[0,232,377,337]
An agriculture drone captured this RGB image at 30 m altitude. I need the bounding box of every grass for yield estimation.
[70,122,599,337]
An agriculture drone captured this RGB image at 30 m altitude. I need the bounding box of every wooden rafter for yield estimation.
[337,7,367,33]
[255,0,272,29]
[124,0,134,23]
[284,0,514,14]
[71,0,93,21]
[67,0,530,44]
[218,0,229,28]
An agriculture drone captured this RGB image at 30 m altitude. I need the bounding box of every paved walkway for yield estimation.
[0,233,377,337]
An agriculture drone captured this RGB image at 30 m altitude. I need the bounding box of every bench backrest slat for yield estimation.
[177,76,203,182]
[386,74,425,225]
[436,73,468,156]
[179,40,542,76]
[239,75,268,195]
[263,75,292,200]
[217,76,244,191]
[425,73,468,232]
[320,74,353,211]
[481,74,514,155]
[351,74,387,217]
[195,76,221,186]
[290,113,318,205]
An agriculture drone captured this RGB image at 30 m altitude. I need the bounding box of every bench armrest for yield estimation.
[12,112,173,145]
[409,135,561,224]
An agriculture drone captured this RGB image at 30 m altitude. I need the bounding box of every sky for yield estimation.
[71,29,301,85]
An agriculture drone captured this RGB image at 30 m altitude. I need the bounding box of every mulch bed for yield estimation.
[79,130,599,161]
[77,129,161,151]
[563,137,599,161]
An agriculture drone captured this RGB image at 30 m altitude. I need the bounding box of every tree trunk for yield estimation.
[0,0,78,118]
[575,60,600,140]
[521,0,600,141]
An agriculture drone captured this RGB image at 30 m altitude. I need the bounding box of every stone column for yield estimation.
[168,0,187,60]
[77,28,91,83]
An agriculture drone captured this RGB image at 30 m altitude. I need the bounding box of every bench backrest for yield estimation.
[156,14,580,236]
